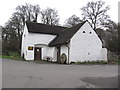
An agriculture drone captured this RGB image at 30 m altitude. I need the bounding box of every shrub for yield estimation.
[8,52,19,57]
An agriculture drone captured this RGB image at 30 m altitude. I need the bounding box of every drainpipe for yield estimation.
[65,45,70,64]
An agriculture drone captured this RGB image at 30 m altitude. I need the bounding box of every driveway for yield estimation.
[2,59,118,88]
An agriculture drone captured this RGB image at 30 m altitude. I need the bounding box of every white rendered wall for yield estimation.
[100,48,107,61]
[21,24,28,58]
[21,23,57,60]
[21,22,107,62]
[34,44,55,61]
[53,47,57,62]
[52,45,69,62]
[69,22,107,62]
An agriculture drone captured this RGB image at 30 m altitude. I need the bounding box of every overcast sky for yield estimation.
[0,0,119,26]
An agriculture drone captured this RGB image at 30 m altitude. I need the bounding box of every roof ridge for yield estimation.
[49,21,86,46]
[26,21,68,29]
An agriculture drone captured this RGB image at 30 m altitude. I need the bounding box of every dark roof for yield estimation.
[49,21,86,46]
[26,21,67,35]
[26,21,86,47]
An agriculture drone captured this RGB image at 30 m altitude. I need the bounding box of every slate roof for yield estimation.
[26,21,67,35]
[49,21,86,46]
[26,21,86,47]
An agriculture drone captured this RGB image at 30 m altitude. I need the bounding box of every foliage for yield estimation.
[95,20,119,56]
[0,52,22,60]
[41,7,59,25]
[117,23,120,60]
[2,4,60,55]
[81,0,110,30]
[64,15,83,27]
[8,52,20,56]
[2,3,41,55]
[2,24,20,55]
[1,2,120,59]
[16,3,40,23]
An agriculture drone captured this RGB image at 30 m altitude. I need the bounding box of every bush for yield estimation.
[8,52,19,57]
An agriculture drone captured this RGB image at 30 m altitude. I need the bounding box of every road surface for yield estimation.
[2,59,119,88]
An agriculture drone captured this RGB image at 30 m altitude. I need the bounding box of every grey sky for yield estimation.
[0,0,119,26]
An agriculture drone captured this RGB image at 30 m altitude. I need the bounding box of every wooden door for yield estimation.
[34,47,42,60]
[57,47,61,63]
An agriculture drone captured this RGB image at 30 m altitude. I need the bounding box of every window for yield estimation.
[28,46,33,50]
[83,31,85,33]
[90,32,92,34]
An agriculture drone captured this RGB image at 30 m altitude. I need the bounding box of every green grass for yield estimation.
[0,52,23,60]
[0,55,22,60]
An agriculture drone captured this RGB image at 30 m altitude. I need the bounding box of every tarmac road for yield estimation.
[2,59,119,88]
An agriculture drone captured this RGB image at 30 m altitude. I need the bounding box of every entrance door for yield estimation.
[34,47,42,60]
[57,47,61,63]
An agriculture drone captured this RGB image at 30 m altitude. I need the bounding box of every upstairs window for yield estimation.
[90,32,92,34]
[83,31,85,33]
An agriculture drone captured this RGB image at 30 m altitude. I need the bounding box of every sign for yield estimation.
[28,46,33,50]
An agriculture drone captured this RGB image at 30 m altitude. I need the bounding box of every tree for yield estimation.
[16,3,40,26]
[13,4,40,49]
[2,21,20,55]
[104,21,118,53]
[41,8,59,25]
[64,15,83,28]
[0,26,2,54]
[97,21,118,53]
[81,0,110,30]
[2,3,41,55]
[118,22,120,55]
[102,20,118,31]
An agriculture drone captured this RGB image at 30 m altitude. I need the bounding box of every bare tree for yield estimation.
[81,0,110,30]
[41,8,59,25]
[32,5,41,22]
[64,15,83,27]
[16,3,40,26]
[2,3,41,54]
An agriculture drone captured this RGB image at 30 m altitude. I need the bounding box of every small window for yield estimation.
[90,32,92,34]
[24,34,26,37]
[28,46,33,50]
[83,31,85,33]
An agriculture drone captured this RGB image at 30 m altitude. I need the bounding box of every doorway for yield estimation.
[34,47,42,60]
[57,47,61,63]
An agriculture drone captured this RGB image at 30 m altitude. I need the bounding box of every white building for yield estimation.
[21,21,107,63]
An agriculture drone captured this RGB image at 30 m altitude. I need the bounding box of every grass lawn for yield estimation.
[0,55,22,60]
